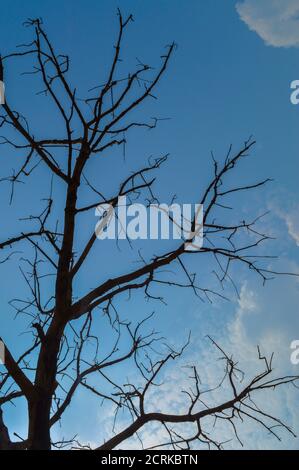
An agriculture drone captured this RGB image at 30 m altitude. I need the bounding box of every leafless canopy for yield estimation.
[0,12,298,450]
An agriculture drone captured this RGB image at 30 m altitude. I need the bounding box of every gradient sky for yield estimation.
[0,0,299,450]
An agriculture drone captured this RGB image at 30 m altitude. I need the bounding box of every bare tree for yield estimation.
[0,12,298,451]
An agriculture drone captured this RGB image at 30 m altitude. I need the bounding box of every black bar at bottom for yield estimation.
[2,449,299,465]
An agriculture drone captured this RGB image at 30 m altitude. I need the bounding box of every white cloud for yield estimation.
[215,283,299,449]
[236,0,299,47]
[124,280,299,449]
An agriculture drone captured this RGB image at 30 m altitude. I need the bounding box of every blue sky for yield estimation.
[0,0,299,449]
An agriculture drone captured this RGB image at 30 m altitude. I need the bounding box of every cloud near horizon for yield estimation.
[104,279,299,450]
[236,0,299,47]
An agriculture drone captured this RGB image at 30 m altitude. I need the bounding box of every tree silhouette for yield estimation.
[0,12,298,450]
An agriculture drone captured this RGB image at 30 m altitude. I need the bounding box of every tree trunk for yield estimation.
[0,408,13,450]
[28,319,65,450]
